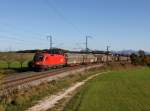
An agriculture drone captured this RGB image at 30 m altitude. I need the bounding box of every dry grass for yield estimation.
[0,53,34,74]
[0,63,138,111]
[0,67,104,111]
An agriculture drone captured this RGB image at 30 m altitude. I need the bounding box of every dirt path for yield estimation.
[25,71,110,111]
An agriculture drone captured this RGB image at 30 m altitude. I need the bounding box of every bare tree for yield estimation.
[0,52,15,69]
[16,53,27,69]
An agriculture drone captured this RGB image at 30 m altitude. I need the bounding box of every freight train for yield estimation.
[31,48,130,71]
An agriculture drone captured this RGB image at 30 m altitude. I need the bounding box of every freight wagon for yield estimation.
[31,48,130,71]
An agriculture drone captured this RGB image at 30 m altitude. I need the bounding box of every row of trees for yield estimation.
[130,50,150,66]
[0,52,33,69]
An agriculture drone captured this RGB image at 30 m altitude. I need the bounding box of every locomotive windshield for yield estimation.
[34,54,44,61]
[48,48,64,54]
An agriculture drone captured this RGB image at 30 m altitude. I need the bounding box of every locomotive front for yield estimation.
[32,52,46,70]
[32,49,67,70]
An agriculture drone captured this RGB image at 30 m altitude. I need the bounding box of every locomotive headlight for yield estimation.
[60,59,64,62]
[36,62,40,65]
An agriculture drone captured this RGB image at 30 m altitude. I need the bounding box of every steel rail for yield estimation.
[0,64,100,95]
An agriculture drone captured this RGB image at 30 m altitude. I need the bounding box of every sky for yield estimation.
[0,0,150,51]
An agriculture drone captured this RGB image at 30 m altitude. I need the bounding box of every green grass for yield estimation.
[64,67,150,111]
[0,53,34,75]
[0,67,106,111]
[0,60,32,69]
[0,53,34,69]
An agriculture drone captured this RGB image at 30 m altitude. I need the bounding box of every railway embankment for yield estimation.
[0,63,105,111]
[0,63,138,111]
[1,64,103,96]
[26,71,110,111]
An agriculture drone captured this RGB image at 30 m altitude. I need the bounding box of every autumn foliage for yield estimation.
[130,50,150,66]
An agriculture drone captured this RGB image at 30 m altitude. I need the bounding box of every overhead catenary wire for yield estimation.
[0,38,34,51]
[0,1,90,50]
[45,0,85,36]
[0,28,47,43]
[0,35,47,46]
[45,0,97,52]
[0,38,48,51]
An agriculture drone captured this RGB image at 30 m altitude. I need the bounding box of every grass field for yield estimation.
[64,67,150,111]
[0,60,30,69]
[0,53,34,69]
[0,53,34,75]
[0,66,108,111]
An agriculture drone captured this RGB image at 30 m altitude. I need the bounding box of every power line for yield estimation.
[0,29,46,43]
[0,35,46,46]
[45,0,95,51]
[45,0,85,36]
[0,38,34,48]
[0,22,48,42]
[0,38,48,51]
[0,35,31,43]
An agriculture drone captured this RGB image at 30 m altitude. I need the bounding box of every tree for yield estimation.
[16,53,27,69]
[0,52,15,69]
[130,53,139,64]
[0,52,3,59]
[144,56,150,66]
[138,50,146,65]
[130,50,147,65]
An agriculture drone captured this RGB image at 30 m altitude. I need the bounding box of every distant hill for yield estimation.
[112,50,150,56]
[1,48,149,55]
[112,50,137,55]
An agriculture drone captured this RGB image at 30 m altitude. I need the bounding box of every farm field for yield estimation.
[0,53,34,69]
[64,67,150,111]
[0,53,34,75]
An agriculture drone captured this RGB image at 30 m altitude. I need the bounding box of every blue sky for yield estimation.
[0,0,150,51]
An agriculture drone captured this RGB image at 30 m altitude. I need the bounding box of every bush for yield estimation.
[14,93,30,105]
[130,50,147,65]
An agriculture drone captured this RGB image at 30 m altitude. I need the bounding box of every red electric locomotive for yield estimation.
[32,49,66,70]
[31,48,98,71]
[31,48,130,71]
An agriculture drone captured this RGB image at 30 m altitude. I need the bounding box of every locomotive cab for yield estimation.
[32,48,66,70]
[48,48,65,55]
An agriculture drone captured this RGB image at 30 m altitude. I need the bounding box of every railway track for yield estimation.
[3,67,73,83]
[0,64,103,96]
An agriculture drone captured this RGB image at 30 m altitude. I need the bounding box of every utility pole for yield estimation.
[85,36,92,53]
[47,35,53,49]
[106,45,110,64]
